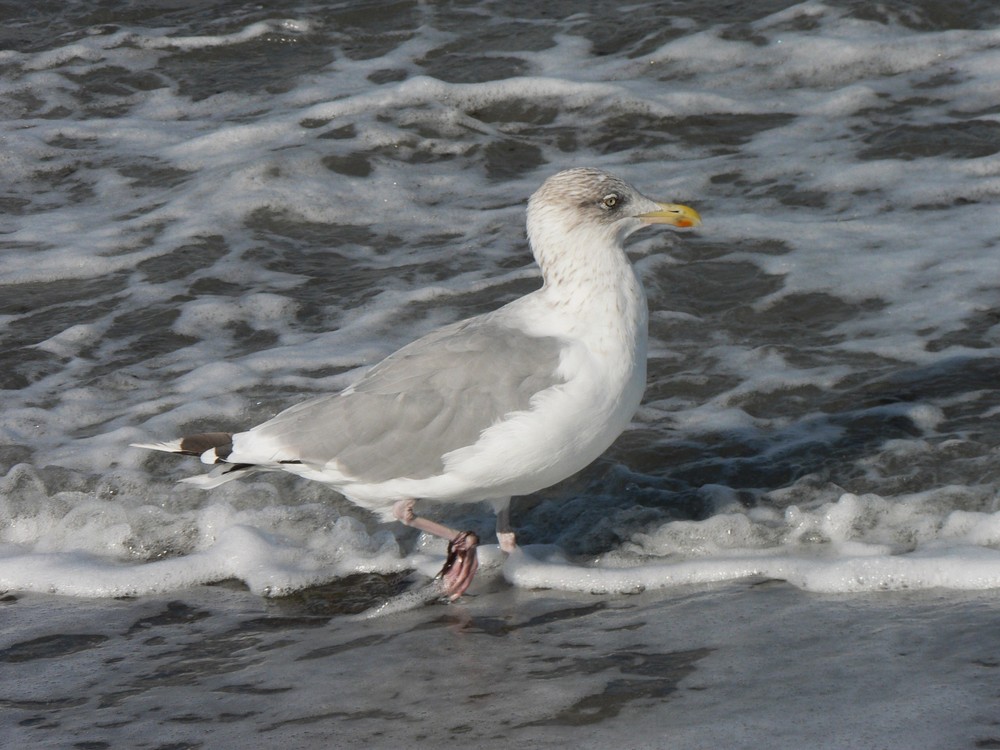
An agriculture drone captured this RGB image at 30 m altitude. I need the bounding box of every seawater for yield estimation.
[3,1,1000,595]
[5,1,1000,747]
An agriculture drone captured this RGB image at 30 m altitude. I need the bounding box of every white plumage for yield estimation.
[134,167,701,598]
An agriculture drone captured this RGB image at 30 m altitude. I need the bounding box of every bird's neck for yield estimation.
[533,228,648,352]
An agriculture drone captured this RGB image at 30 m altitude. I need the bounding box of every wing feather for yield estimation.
[241,316,565,483]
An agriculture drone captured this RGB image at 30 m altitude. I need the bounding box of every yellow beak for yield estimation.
[637,203,702,228]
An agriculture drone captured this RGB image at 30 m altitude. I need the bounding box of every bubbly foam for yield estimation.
[3,2,1000,599]
[507,490,1000,594]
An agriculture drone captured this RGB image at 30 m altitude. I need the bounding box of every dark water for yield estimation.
[4,1,1000,746]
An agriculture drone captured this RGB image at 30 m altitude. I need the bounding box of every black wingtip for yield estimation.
[178,432,234,461]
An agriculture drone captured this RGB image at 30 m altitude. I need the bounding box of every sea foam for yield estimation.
[3,3,1000,600]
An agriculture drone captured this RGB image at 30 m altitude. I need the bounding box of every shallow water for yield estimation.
[6,582,1000,749]
[3,0,1000,745]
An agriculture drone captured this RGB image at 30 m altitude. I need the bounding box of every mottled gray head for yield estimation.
[526,168,700,255]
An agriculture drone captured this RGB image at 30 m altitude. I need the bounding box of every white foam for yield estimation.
[4,4,1000,599]
[0,471,404,596]
[137,19,312,51]
[506,490,1000,594]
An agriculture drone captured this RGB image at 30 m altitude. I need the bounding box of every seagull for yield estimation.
[133,168,701,599]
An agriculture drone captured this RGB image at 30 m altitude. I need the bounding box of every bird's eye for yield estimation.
[601,194,619,210]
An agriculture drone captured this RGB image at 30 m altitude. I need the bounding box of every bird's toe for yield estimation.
[438,531,479,600]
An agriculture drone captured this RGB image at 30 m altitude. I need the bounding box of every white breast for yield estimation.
[338,260,649,511]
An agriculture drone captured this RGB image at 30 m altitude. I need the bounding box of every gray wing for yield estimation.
[249,316,565,483]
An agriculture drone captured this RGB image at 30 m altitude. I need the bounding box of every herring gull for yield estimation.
[133,168,701,599]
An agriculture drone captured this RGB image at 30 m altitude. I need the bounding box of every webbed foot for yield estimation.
[438,530,479,600]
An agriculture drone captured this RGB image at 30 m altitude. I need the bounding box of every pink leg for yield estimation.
[495,501,518,553]
[393,499,479,600]
[498,531,517,553]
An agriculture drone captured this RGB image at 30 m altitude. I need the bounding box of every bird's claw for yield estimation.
[437,531,479,601]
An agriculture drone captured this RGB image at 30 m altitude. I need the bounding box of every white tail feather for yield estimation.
[133,439,257,489]
[179,465,258,489]
[131,440,185,454]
